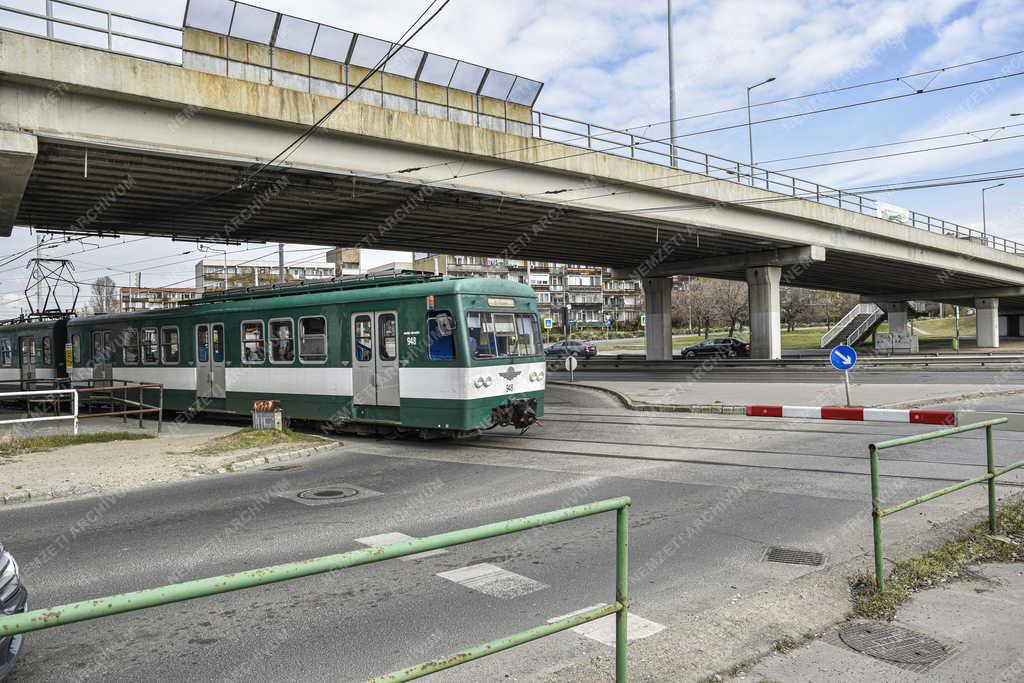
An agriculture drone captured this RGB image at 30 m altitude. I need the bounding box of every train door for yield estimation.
[195,322,226,399]
[91,330,113,381]
[351,311,400,407]
[18,337,35,382]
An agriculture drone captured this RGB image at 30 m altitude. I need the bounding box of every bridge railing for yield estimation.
[532,110,1024,256]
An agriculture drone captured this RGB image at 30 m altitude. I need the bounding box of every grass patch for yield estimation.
[850,496,1024,620]
[193,428,329,456]
[0,431,155,457]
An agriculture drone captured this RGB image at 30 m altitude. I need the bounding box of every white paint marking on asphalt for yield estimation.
[548,604,666,646]
[355,532,448,560]
[436,563,548,599]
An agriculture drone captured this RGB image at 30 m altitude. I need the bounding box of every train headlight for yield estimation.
[473,377,485,389]
[483,376,493,387]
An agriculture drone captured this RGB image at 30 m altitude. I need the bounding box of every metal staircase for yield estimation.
[820,303,884,348]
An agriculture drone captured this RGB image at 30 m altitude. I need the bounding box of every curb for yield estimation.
[549,381,746,414]
[224,441,338,472]
[0,441,341,507]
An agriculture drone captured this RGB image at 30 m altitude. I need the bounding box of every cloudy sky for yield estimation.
[2,0,1024,315]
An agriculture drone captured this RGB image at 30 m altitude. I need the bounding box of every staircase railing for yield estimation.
[821,303,878,348]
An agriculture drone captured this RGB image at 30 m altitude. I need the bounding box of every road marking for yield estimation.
[436,563,548,599]
[548,604,666,646]
[355,532,448,560]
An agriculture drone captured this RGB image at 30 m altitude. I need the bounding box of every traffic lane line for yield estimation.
[547,604,666,645]
[354,532,449,560]
[437,563,548,599]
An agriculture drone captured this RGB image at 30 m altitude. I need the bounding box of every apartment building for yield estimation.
[194,259,336,293]
[118,286,198,312]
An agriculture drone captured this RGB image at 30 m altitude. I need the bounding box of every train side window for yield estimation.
[427,311,456,361]
[269,318,294,363]
[299,316,327,363]
[212,325,224,363]
[71,334,81,364]
[0,339,11,367]
[354,315,372,362]
[122,329,140,365]
[42,337,52,366]
[379,313,397,361]
[242,321,266,364]
[161,327,180,364]
[141,328,159,365]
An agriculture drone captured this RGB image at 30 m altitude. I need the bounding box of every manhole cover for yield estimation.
[297,487,360,500]
[838,622,949,666]
[764,546,825,566]
[264,464,303,472]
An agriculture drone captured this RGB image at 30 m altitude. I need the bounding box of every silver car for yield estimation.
[0,544,26,681]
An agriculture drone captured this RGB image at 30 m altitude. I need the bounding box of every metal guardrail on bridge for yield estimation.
[0,497,633,682]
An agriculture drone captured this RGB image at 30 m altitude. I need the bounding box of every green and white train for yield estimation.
[0,275,545,436]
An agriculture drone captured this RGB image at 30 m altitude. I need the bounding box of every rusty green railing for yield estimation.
[0,496,631,681]
[869,418,1024,589]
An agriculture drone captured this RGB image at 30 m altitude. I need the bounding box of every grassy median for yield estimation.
[850,495,1024,620]
[192,427,329,456]
[0,431,155,457]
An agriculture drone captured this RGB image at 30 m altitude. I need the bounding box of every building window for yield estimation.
[299,316,327,363]
[378,313,397,361]
[242,321,266,364]
[161,327,180,364]
[269,318,294,363]
[42,337,52,366]
[122,329,140,365]
[142,328,159,364]
[427,311,456,361]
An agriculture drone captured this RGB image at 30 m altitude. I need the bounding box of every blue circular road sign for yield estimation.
[830,345,857,371]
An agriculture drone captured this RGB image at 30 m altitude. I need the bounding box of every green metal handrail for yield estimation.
[0,496,631,681]
[869,418,1024,589]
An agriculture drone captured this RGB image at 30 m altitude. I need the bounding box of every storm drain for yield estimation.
[836,621,951,672]
[263,464,303,472]
[763,546,825,566]
[283,482,382,507]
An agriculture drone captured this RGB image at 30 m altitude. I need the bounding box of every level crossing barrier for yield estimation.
[0,497,633,682]
[869,418,1024,589]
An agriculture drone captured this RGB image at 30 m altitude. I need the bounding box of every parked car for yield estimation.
[545,340,598,358]
[0,544,27,680]
[678,337,751,359]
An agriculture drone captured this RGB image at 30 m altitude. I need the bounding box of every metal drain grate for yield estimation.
[837,622,950,672]
[264,464,303,472]
[764,546,825,566]
[298,487,360,501]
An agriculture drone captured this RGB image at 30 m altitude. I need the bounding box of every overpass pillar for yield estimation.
[0,131,37,236]
[976,297,999,348]
[642,277,674,360]
[879,302,910,335]
[746,266,782,360]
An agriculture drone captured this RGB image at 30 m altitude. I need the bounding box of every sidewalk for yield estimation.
[748,562,1024,681]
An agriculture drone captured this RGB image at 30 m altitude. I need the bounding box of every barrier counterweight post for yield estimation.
[870,445,885,590]
[986,425,997,534]
[616,503,629,682]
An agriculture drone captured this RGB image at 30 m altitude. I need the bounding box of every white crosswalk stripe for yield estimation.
[548,605,666,646]
[354,532,448,560]
[436,563,548,599]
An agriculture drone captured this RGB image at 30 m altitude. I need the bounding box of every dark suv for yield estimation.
[678,337,751,359]
[545,340,598,358]
[0,544,27,680]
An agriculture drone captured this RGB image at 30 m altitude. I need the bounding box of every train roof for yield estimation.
[0,314,71,333]
[66,273,535,327]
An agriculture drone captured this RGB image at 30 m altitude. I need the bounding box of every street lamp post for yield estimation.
[982,183,1005,236]
[666,0,678,168]
[747,77,776,182]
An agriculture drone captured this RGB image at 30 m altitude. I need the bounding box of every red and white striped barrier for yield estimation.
[746,405,957,426]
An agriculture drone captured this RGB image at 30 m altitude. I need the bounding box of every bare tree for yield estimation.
[712,279,748,336]
[90,275,118,314]
[781,287,810,332]
[672,277,716,338]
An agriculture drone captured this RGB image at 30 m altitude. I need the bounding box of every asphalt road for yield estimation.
[550,367,1024,384]
[4,386,1024,681]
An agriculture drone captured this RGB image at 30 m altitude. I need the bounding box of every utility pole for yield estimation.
[747,77,776,180]
[35,232,41,311]
[666,0,679,168]
[278,243,285,283]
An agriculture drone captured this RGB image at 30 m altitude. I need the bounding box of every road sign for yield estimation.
[640,314,647,328]
[604,319,612,328]
[564,355,578,372]
[829,345,857,371]
[543,318,553,330]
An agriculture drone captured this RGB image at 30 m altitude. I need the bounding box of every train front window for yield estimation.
[427,311,456,361]
[467,312,540,359]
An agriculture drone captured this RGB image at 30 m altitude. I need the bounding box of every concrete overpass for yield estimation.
[3,2,1024,359]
